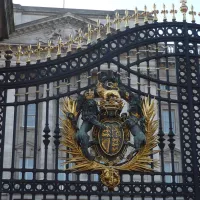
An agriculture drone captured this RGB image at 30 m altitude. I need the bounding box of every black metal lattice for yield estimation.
[0,21,200,200]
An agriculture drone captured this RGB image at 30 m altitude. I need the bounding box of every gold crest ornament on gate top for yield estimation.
[61,74,159,190]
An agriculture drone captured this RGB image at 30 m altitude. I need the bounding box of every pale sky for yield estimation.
[13,0,200,23]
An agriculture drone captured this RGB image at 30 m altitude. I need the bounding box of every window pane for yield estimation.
[160,85,166,90]
[164,162,179,183]
[19,158,33,180]
[28,104,36,115]
[26,158,34,169]
[27,116,35,127]
[59,108,65,119]
[24,104,36,127]
[162,110,175,134]
[58,159,66,181]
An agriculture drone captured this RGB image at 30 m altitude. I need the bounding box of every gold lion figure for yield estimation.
[96,82,120,100]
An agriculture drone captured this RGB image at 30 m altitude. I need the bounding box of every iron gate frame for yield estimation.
[0,20,199,200]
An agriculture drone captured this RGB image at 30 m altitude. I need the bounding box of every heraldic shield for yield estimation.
[93,118,130,160]
[60,74,159,190]
[99,121,124,156]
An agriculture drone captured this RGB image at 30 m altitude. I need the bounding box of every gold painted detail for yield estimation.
[97,81,120,100]
[170,4,177,21]
[99,121,124,156]
[61,96,159,189]
[100,168,120,190]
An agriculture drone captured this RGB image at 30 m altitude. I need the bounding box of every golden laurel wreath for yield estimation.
[60,97,158,189]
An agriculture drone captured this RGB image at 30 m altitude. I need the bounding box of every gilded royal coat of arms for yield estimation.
[61,75,158,189]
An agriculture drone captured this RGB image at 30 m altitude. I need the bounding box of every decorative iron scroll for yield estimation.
[61,77,158,189]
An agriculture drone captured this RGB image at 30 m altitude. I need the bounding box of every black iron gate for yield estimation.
[0,6,200,200]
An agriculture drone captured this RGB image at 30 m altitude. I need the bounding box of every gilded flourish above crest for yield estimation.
[60,75,159,189]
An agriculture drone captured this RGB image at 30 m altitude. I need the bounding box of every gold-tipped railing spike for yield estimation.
[180,0,188,21]
[35,42,42,61]
[161,4,168,21]
[106,15,111,35]
[134,7,139,25]
[96,19,101,40]
[152,3,159,22]
[46,40,52,59]
[26,45,32,63]
[57,36,62,56]
[87,24,92,45]
[123,10,130,27]
[114,12,121,31]
[170,4,177,21]
[76,29,83,49]
[189,5,196,22]
[67,34,73,53]
[15,45,23,64]
[143,5,149,23]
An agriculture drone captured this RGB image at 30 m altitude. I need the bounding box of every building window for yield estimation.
[160,85,175,91]
[164,162,180,183]
[23,104,36,127]
[59,105,65,128]
[58,159,73,181]
[93,174,99,182]
[19,158,33,180]
[162,110,175,134]
[58,159,66,181]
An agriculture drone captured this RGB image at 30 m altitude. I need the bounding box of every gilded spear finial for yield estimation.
[143,5,149,23]
[189,5,196,22]
[170,4,177,21]
[87,24,92,45]
[152,3,159,22]
[180,0,188,21]
[123,10,129,27]
[26,44,32,63]
[67,34,73,53]
[161,4,168,21]
[35,41,42,61]
[46,40,52,59]
[106,15,111,35]
[77,29,83,49]
[113,12,121,31]
[134,7,139,25]
[57,36,62,56]
[15,45,23,64]
[96,19,101,40]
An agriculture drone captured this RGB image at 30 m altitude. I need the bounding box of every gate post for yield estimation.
[183,21,200,200]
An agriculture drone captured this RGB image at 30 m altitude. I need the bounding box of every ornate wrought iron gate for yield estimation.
[0,4,200,200]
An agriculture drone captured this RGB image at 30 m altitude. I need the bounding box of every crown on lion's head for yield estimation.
[99,97,124,113]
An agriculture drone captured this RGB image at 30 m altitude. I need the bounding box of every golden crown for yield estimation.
[99,97,124,112]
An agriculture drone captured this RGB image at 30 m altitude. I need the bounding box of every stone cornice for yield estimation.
[11,12,97,37]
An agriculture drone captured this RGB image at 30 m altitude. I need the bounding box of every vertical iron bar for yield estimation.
[164,41,175,200]
[0,90,7,200]
[156,42,165,200]
[21,87,29,200]
[136,47,141,99]
[54,81,61,200]
[32,85,39,200]
[9,89,18,200]
[43,83,51,200]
